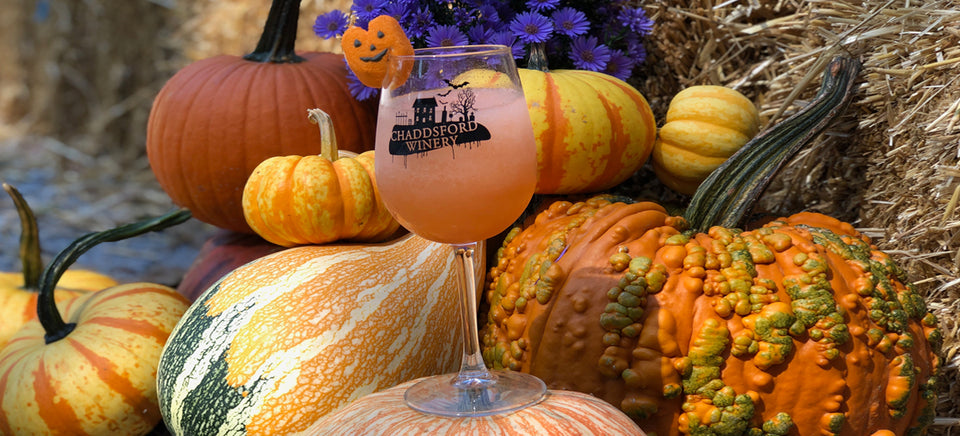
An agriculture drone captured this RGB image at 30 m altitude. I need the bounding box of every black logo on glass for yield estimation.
[388,84,491,159]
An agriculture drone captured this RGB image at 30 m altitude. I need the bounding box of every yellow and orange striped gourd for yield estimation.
[516,45,656,195]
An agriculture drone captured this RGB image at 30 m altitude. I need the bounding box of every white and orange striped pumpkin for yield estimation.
[0,283,190,435]
[156,233,465,435]
[518,68,657,195]
[306,376,647,435]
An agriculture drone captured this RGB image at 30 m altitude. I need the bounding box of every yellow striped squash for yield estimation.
[652,85,760,195]
[157,233,464,435]
[307,376,647,435]
[517,69,657,195]
[0,283,190,435]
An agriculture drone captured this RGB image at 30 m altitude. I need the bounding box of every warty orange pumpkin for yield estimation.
[157,233,471,435]
[146,0,378,234]
[0,183,118,347]
[480,57,942,435]
[306,376,647,435]
[0,209,192,435]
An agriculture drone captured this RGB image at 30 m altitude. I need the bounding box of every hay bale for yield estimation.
[640,0,960,428]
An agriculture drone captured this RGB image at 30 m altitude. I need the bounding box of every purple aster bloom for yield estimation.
[405,6,435,39]
[313,10,349,39]
[626,37,648,64]
[475,4,500,24]
[604,49,636,80]
[453,7,476,28]
[426,24,470,47]
[551,7,589,37]
[569,36,611,71]
[346,70,380,101]
[466,25,495,45]
[351,0,384,22]
[525,0,559,13]
[509,12,553,44]
[489,31,526,60]
[619,6,654,36]
[382,2,411,22]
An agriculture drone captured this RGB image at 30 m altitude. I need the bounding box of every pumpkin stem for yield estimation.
[308,108,339,161]
[683,56,862,232]
[3,183,43,291]
[37,209,193,344]
[243,0,305,63]
[526,43,550,72]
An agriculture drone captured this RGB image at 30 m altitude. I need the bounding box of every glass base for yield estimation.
[404,370,547,417]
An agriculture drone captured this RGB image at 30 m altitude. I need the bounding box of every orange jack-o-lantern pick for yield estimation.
[342,15,414,89]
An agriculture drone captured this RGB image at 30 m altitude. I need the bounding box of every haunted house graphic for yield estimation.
[388,91,491,157]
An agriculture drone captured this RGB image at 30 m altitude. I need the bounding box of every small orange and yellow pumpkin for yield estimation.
[242,109,400,247]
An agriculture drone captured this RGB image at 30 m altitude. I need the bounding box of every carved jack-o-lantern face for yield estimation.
[342,15,414,89]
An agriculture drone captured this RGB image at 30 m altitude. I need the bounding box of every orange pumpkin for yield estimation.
[0,183,117,347]
[157,233,468,435]
[341,14,414,89]
[146,0,378,233]
[0,209,192,435]
[306,376,647,435]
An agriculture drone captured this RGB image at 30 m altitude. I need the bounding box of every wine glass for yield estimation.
[374,45,546,416]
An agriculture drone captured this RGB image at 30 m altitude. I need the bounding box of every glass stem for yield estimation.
[450,242,493,388]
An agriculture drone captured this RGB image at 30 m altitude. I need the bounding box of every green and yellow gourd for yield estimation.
[156,233,468,435]
[480,57,942,436]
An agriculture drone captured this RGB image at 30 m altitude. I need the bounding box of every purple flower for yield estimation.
[382,2,411,22]
[604,49,635,80]
[351,0,384,22]
[489,31,526,59]
[509,12,553,44]
[551,7,589,38]
[405,6,435,39]
[618,7,654,36]
[426,24,470,47]
[466,25,495,45]
[525,0,559,13]
[347,71,380,101]
[569,36,611,71]
[313,10,349,39]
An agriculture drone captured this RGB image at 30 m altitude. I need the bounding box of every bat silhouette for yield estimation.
[443,79,470,89]
[437,90,452,97]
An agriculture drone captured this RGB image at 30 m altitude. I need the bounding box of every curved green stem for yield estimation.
[243,0,305,63]
[3,183,43,291]
[683,56,862,232]
[38,209,192,344]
